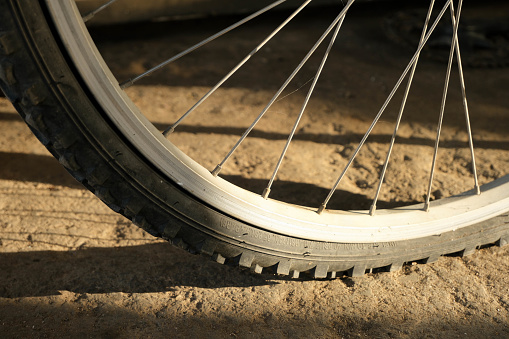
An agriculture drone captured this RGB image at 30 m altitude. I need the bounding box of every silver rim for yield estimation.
[46,0,509,243]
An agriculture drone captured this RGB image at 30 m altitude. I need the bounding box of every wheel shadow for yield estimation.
[0,151,83,189]
[221,174,409,210]
[0,150,406,209]
[0,243,274,298]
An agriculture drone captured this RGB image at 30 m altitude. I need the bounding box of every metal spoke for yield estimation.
[163,0,312,136]
[424,0,463,212]
[82,0,118,23]
[317,0,452,215]
[262,2,351,200]
[369,0,436,216]
[211,0,357,177]
[449,1,481,195]
[119,0,287,89]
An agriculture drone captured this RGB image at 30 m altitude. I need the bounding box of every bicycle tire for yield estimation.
[0,0,508,278]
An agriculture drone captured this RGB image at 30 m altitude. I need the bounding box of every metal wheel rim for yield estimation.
[46,0,509,243]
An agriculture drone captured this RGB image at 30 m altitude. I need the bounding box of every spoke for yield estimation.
[424,0,463,212]
[163,0,312,136]
[82,0,118,23]
[449,1,481,195]
[317,0,452,215]
[211,0,357,177]
[262,2,351,200]
[119,0,287,89]
[369,0,436,216]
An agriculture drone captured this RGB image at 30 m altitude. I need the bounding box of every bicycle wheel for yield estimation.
[0,0,508,278]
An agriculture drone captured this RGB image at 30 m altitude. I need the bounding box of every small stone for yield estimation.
[356,180,370,189]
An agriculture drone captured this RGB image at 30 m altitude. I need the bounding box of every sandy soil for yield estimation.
[1,1,509,338]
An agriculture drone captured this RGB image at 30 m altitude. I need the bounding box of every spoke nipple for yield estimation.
[369,204,376,216]
[317,203,326,215]
[163,126,175,137]
[211,165,222,177]
[424,202,430,212]
[82,13,94,23]
[119,79,133,90]
[262,188,271,200]
[475,185,481,195]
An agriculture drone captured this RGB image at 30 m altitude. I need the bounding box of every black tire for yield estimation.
[0,0,508,278]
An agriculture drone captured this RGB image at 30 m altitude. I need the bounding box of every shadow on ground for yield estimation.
[0,243,273,298]
[1,285,507,338]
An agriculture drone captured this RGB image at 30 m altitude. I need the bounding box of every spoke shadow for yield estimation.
[89,0,509,137]
[155,123,509,151]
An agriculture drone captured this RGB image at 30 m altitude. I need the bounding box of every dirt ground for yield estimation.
[1,1,509,338]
